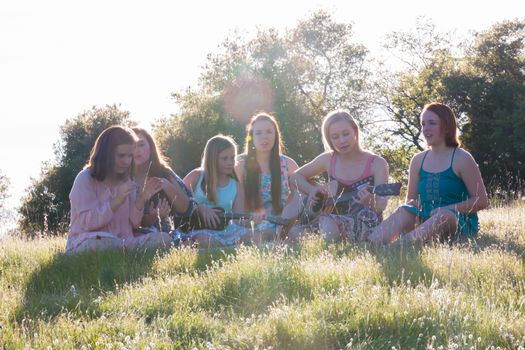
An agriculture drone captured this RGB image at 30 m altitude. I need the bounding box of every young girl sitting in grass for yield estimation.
[66,126,172,254]
[368,102,488,245]
[287,109,390,243]
[235,113,299,243]
[183,135,247,248]
[132,127,195,234]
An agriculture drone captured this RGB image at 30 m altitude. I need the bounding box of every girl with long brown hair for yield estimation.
[234,112,299,242]
[132,127,195,233]
[66,126,172,254]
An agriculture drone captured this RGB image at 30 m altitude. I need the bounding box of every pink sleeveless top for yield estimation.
[328,153,377,192]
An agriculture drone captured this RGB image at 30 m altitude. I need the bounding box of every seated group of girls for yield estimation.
[65,103,489,254]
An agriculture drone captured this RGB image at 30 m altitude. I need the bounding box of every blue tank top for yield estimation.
[193,171,237,213]
[417,148,479,236]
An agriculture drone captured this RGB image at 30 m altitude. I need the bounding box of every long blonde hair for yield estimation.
[201,134,238,204]
[321,110,361,152]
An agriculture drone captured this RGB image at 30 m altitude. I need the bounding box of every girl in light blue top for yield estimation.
[183,135,246,247]
[369,103,489,245]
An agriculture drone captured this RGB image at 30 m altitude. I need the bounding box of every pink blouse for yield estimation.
[66,168,143,252]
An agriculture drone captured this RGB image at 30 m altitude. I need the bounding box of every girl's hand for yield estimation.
[160,177,174,192]
[150,198,171,219]
[114,180,135,208]
[307,184,327,211]
[430,206,452,217]
[142,177,163,200]
[250,210,266,225]
[198,204,221,228]
[405,199,420,209]
[355,184,372,206]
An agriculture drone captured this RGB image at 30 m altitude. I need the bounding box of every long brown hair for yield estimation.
[86,125,138,181]
[201,134,239,204]
[132,127,174,178]
[423,102,461,147]
[243,113,284,214]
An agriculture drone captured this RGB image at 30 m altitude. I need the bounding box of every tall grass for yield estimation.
[1,202,524,349]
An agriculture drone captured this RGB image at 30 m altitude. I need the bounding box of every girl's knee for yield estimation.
[433,208,458,224]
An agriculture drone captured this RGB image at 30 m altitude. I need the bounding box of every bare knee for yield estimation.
[431,208,458,226]
[286,226,303,242]
[319,217,340,242]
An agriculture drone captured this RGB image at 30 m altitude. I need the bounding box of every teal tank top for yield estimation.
[193,171,237,214]
[412,148,479,237]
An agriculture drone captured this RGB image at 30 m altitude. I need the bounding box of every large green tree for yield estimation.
[156,10,374,175]
[443,19,525,195]
[18,105,132,235]
[376,18,461,151]
[376,18,525,194]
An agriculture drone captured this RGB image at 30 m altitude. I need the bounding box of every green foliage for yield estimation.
[18,105,132,236]
[377,18,460,151]
[368,136,416,184]
[156,10,374,174]
[378,18,525,194]
[443,20,525,195]
[1,203,525,348]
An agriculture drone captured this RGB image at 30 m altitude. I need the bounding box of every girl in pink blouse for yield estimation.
[65,126,172,254]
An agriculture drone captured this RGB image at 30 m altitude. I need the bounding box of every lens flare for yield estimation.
[223,73,274,124]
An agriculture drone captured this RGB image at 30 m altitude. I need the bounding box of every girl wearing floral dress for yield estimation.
[234,113,299,243]
[288,110,389,243]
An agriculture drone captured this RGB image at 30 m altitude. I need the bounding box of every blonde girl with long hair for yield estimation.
[183,134,246,247]
[288,110,389,243]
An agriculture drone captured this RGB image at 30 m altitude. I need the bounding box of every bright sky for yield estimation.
[1,0,523,223]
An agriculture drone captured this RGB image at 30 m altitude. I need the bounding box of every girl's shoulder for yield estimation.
[183,168,203,185]
[311,151,334,169]
[281,154,298,164]
[186,168,204,177]
[454,147,473,160]
[362,150,386,162]
[77,167,92,179]
[281,154,299,173]
[75,168,96,185]
[411,150,428,162]
[407,151,428,170]
[366,152,388,169]
[453,147,477,168]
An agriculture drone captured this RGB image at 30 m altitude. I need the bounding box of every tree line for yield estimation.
[9,11,524,235]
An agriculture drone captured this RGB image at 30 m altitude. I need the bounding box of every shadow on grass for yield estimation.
[365,242,435,287]
[471,231,525,260]
[15,248,159,320]
[15,245,232,321]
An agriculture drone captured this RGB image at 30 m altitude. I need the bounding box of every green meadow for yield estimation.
[1,201,524,349]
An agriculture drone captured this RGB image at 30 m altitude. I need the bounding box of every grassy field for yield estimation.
[1,201,524,349]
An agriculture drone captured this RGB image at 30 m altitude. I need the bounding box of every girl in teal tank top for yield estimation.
[403,148,479,237]
[182,135,247,247]
[369,103,488,245]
